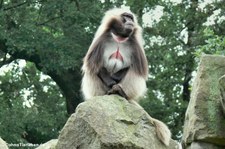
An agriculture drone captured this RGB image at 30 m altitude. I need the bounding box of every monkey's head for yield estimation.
[95,8,141,41]
[110,12,135,38]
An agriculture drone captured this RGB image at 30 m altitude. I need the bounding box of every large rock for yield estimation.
[55,95,179,149]
[219,75,225,116]
[36,139,58,149]
[182,55,225,148]
[0,138,8,149]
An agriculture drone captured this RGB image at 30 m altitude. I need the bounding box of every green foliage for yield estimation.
[196,28,225,56]
[0,61,67,144]
[139,0,225,140]
[0,0,225,144]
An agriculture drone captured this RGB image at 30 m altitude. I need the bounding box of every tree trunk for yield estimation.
[48,69,83,115]
[0,39,83,115]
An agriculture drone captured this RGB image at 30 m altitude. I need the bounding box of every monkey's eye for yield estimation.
[122,12,134,21]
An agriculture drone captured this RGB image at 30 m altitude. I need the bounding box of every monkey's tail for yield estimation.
[128,100,171,146]
[150,118,171,146]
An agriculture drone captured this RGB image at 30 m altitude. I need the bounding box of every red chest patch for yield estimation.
[109,47,124,62]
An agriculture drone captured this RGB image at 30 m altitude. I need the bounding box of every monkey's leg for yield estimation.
[118,69,147,100]
[82,72,108,99]
[129,100,171,146]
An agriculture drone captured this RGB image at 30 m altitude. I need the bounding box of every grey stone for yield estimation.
[182,55,225,148]
[186,141,224,149]
[219,75,225,116]
[0,138,8,149]
[55,95,179,149]
[36,139,57,149]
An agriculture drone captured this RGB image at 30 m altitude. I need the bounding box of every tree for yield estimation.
[138,0,225,140]
[0,0,100,114]
[0,61,67,144]
[0,0,224,143]
[196,28,225,56]
[0,0,122,144]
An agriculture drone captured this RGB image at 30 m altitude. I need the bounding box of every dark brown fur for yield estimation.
[84,31,148,78]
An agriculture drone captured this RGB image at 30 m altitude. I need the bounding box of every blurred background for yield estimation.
[0,0,224,146]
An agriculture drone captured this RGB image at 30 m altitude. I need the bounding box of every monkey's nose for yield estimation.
[123,22,134,35]
[123,28,133,37]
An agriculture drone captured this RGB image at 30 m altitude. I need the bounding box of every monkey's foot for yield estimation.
[107,84,128,99]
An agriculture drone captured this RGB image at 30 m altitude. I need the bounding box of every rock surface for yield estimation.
[186,141,223,149]
[219,75,225,116]
[55,95,179,149]
[182,55,225,148]
[0,138,8,149]
[36,139,58,149]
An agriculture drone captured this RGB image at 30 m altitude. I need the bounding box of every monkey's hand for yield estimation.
[98,67,117,88]
[107,84,128,99]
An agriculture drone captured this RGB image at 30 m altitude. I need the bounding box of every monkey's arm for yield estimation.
[98,67,129,88]
[111,67,129,83]
[98,67,117,88]
[84,34,109,74]
[107,67,130,98]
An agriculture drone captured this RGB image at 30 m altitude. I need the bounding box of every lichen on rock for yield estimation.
[55,95,179,149]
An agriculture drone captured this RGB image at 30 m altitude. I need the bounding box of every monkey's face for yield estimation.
[110,12,135,38]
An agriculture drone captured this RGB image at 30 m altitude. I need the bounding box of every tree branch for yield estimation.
[3,0,44,11]
[0,0,3,9]
[74,0,80,11]
[36,16,62,26]
[3,1,28,11]
[0,55,15,67]
[0,39,82,115]
[178,38,186,45]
